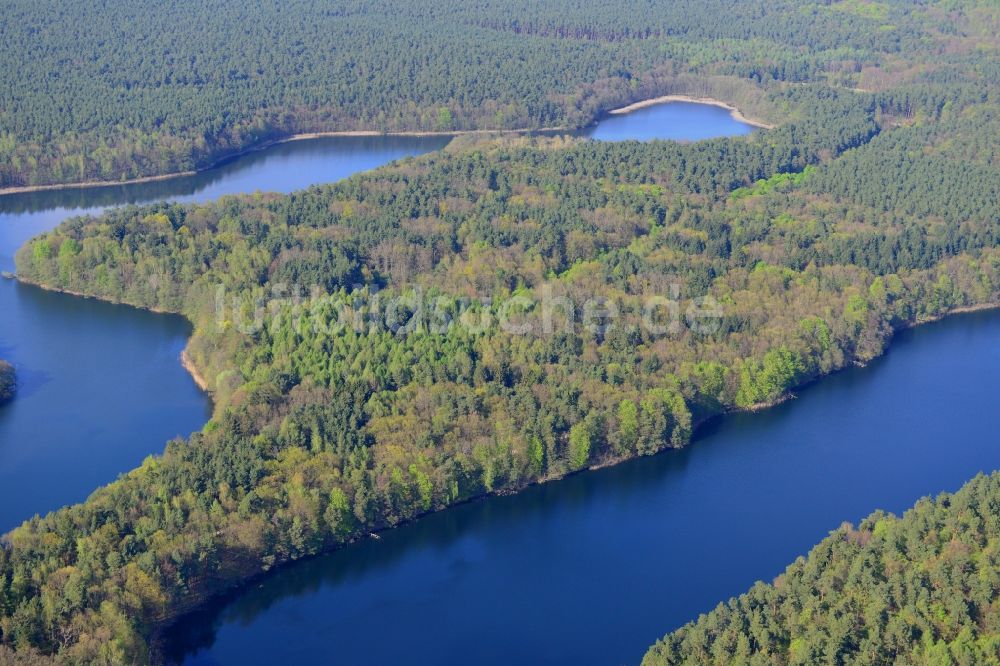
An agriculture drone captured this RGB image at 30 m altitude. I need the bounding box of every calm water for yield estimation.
[166,309,1000,665]
[0,104,742,530]
[0,135,452,529]
[582,101,755,141]
[0,101,768,660]
[0,280,210,529]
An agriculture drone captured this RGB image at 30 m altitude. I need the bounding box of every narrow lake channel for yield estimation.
[8,103,969,666]
[167,308,1000,665]
[2,104,743,530]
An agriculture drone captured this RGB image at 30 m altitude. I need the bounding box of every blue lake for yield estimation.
[1,103,748,530]
[582,100,756,142]
[162,307,1000,665]
[160,105,1000,663]
[7,101,922,666]
[0,135,451,529]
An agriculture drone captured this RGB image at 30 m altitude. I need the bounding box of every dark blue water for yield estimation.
[0,103,745,531]
[0,135,452,530]
[166,309,1000,666]
[0,101,765,660]
[0,280,210,529]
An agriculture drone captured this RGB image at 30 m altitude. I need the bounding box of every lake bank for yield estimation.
[0,127,561,197]
[180,349,210,393]
[0,169,200,197]
[3,102,770,659]
[0,278,211,530]
[11,277,213,394]
[12,275,177,313]
[906,301,1000,328]
[129,292,988,662]
[163,303,1000,664]
[609,94,774,129]
[0,94,771,197]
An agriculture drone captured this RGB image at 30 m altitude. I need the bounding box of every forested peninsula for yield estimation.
[643,472,1000,665]
[0,362,14,404]
[1,1,999,664]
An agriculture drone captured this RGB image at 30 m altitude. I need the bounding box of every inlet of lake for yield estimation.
[0,102,750,530]
[6,101,996,665]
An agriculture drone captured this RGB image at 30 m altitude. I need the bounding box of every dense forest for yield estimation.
[5,86,1000,661]
[1,0,993,188]
[0,361,14,404]
[1,0,999,664]
[643,472,1000,665]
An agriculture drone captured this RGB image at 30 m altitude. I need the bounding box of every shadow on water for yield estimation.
[164,310,1000,666]
[166,441,700,662]
[0,135,455,215]
[1,102,790,663]
[0,364,52,403]
[0,280,212,529]
[0,134,453,530]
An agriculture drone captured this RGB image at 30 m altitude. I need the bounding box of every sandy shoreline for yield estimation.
[906,301,1000,328]
[180,349,210,392]
[13,273,213,392]
[0,170,201,196]
[0,125,564,197]
[0,94,774,196]
[608,94,774,129]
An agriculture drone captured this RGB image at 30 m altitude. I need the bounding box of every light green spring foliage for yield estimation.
[1,1,999,662]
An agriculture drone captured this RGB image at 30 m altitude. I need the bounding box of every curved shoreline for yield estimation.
[180,349,210,392]
[152,301,1000,660]
[12,275,211,394]
[13,268,1000,661]
[0,126,564,197]
[12,275,173,313]
[608,94,774,129]
[0,94,771,197]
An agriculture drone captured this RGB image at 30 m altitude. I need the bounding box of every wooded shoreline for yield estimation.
[0,128,544,197]
[147,299,1000,662]
[0,94,771,197]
